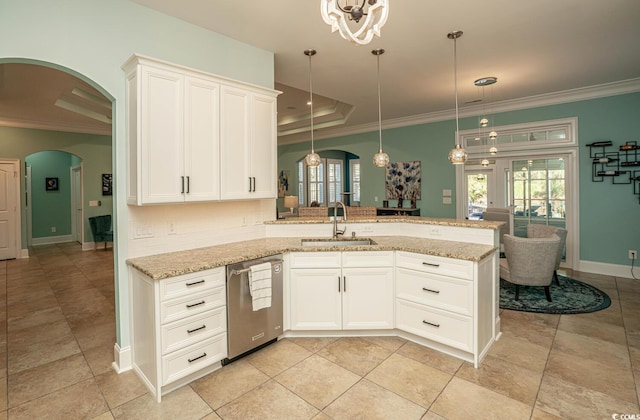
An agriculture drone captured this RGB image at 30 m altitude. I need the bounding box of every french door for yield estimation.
[459,151,577,269]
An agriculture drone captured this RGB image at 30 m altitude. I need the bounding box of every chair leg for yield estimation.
[544,286,552,302]
[515,285,520,301]
[553,270,560,285]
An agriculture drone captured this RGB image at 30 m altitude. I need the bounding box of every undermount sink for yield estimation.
[300,238,376,247]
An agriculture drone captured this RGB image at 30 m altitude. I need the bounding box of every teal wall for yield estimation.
[0,126,112,244]
[26,151,74,238]
[0,0,275,355]
[279,92,640,266]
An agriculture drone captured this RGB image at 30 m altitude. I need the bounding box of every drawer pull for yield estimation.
[188,353,207,363]
[422,262,440,267]
[422,320,440,328]
[186,279,205,287]
[187,325,206,334]
[422,287,440,294]
[186,300,205,308]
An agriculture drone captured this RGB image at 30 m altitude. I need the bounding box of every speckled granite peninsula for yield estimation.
[127,216,502,280]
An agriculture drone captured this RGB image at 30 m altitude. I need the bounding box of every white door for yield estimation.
[250,93,277,198]
[71,165,83,243]
[463,164,497,219]
[0,160,19,260]
[289,268,342,330]
[184,76,220,202]
[220,86,251,200]
[342,267,394,330]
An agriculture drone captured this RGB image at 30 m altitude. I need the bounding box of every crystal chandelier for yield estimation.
[447,30,467,165]
[372,48,390,167]
[304,49,320,167]
[321,0,389,45]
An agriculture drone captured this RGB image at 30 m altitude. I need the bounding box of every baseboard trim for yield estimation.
[19,249,29,259]
[579,259,639,279]
[112,343,132,373]
[83,241,113,251]
[31,235,74,246]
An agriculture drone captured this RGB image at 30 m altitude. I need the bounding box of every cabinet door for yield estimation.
[140,66,185,204]
[250,93,277,198]
[342,267,394,330]
[184,76,220,202]
[220,86,251,200]
[290,268,342,330]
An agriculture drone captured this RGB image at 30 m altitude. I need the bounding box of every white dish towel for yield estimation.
[248,262,272,311]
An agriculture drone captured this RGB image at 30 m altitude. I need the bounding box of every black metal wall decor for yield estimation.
[587,140,640,203]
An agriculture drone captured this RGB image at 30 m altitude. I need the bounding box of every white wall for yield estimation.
[0,0,275,362]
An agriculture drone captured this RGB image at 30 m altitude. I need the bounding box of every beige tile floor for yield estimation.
[0,242,639,419]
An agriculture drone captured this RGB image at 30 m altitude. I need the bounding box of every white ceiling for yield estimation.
[2,0,640,144]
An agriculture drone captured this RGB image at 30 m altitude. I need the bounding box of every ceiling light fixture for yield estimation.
[321,0,389,45]
[303,49,321,167]
[447,30,467,165]
[372,48,390,167]
[475,76,499,156]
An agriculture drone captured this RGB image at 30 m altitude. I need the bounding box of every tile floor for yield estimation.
[0,242,639,419]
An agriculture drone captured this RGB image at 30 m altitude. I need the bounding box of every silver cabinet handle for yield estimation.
[187,325,206,334]
[422,262,440,267]
[186,300,205,308]
[188,353,207,363]
[422,320,440,328]
[186,279,205,287]
[422,287,440,294]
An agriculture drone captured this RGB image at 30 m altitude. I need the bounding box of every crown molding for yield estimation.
[278,77,640,146]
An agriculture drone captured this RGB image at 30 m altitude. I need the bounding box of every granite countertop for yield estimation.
[267,215,504,230]
[127,236,497,280]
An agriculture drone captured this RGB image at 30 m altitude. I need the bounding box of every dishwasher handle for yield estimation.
[229,260,283,276]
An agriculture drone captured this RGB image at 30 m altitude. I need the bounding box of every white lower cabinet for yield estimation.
[289,251,394,331]
[130,266,227,402]
[394,251,496,366]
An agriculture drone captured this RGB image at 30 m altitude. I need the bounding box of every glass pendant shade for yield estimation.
[481,158,490,167]
[489,131,497,140]
[480,118,489,127]
[305,151,321,167]
[373,149,389,167]
[489,146,498,155]
[448,144,467,164]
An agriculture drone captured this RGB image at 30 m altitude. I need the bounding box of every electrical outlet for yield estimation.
[51,227,56,233]
[629,250,637,260]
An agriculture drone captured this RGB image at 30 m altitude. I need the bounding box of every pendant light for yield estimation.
[372,48,390,167]
[447,30,467,165]
[304,49,321,167]
[474,76,499,156]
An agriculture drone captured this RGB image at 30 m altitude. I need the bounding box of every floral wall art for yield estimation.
[385,161,421,202]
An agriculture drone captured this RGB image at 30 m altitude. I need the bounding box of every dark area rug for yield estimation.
[500,275,611,314]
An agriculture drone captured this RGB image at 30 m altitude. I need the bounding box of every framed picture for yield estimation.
[278,170,289,197]
[45,177,59,191]
[102,173,112,196]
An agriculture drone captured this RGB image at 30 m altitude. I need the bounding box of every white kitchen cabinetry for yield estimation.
[124,56,220,205]
[289,251,394,331]
[123,54,278,205]
[394,251,495,367]
[129,266,227,402]
[220,86,277,200]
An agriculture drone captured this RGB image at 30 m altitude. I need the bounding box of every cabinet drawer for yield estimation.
[396,268,473,316]
[160,286,225,324]
[342,251,394,268]
[162,333,227,385]
[289,252,341,268]
[159,267,225,302]
[396,299,472,352]
[395,251,473,280]
[161,307,226,355]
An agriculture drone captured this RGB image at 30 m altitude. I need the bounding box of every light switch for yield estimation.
[89,200,99,207]
[442,189,452,197]
[443,197,452,204]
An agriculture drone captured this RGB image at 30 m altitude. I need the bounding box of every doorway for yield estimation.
[71,164,83,244]
[0,159,20,260]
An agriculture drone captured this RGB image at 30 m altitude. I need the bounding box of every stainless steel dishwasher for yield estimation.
[224,255,283,364]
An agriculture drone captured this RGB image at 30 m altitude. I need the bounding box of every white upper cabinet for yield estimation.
[124,55,278,205]
[220,87,278,200]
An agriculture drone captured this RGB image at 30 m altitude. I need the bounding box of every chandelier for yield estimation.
[321,0,389,45]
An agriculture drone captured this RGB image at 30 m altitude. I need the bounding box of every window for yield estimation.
[350,159,361,204]
[327,159,342,206]
[298,157,348,206]
[308,161,325,205]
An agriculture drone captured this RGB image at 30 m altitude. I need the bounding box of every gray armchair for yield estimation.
[526,224,568,285]
[499,234,561,302]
